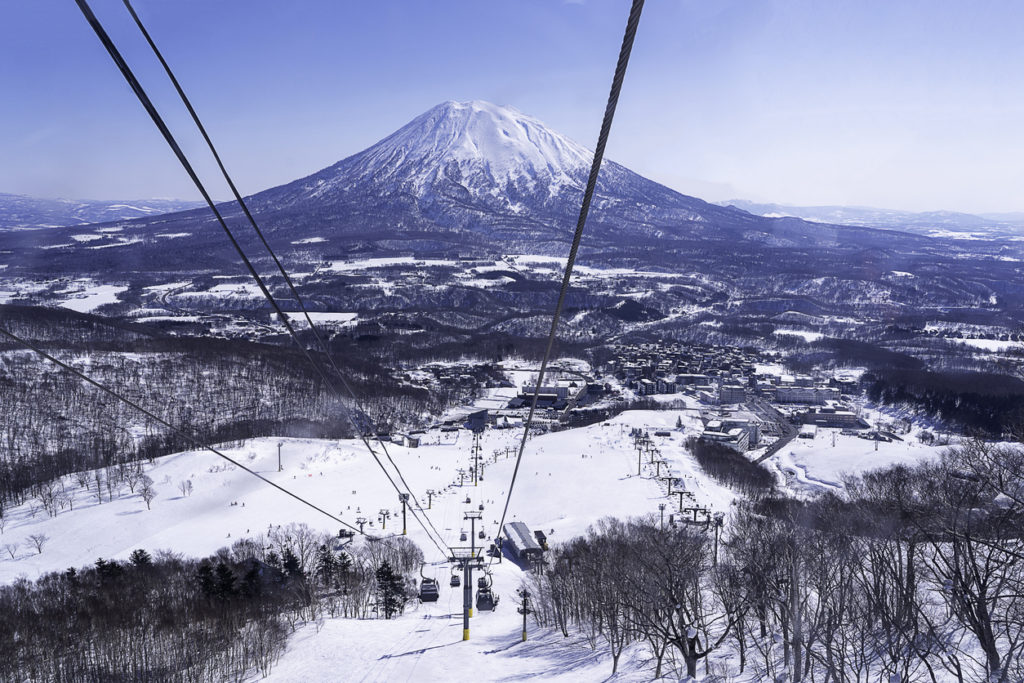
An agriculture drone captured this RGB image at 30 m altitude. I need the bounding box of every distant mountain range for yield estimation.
[2,100,1023,318]
[721,199,1024,239]
[0,193,203,230]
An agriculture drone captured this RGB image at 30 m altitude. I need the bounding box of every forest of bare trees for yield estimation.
[0,306,475,509]
[531,440,1024,682]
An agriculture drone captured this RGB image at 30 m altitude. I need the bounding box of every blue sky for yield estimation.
[2,1,1023,213]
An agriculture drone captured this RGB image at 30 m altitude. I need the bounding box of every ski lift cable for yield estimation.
[0,325,364,536]
[72,0,452,560]
[121,0,451,556]
[492,0,646,559]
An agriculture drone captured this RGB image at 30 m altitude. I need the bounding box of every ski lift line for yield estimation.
[0,325,365,536]
[492,0,646,556]
[72,2,339,395]
[74,0,452,560]
[122,0,451,558]
[120,0,351,400]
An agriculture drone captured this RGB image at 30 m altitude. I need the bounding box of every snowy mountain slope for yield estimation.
[6,100,930,273]
[5,100,1023,322]
[0,410,729,585]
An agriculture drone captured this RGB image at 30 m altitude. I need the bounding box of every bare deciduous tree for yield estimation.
[27,533,48,554]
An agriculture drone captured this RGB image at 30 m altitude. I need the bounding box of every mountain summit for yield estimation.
[327,100,594,195]
[261,100,627,210]
[8,100,942,275]
[250,99,732,251]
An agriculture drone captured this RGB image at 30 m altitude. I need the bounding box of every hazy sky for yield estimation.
[2,1,1023,213]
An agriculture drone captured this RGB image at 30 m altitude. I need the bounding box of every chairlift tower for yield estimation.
[398,493,410,535]
[449,547,485,640]
[355,516,367,534]
[517,588,533,642]
[378,508,390,530]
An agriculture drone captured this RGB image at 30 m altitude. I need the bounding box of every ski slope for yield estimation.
[0,397,946,680]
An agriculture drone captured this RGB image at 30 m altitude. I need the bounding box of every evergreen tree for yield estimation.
[281,547,302,578]
[196,562,216,597]
[265,549,281,570]
[375,561,406,619]
[315,544,337,587]
[214,562,236,599]
[240,563,262,598]
[95,558,124,585]
[129,548,153,569]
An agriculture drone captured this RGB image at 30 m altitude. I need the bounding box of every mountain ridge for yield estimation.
[0,193,204,231]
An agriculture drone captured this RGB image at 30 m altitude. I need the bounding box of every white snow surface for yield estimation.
[767,428,945,493]
[0,385,948,680]
[59,284,128,312]
[772,328,824,342]
[355,100,591,192]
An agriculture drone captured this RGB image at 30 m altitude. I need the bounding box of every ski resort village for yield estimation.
[0,338,980,681]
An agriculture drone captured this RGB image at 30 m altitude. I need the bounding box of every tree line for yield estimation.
[530,440,1024,681]
[0,306,459,509]
[865,368,1024,436]
[0,524,424,682]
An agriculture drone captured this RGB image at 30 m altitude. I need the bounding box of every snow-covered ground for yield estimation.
[772,328,824,342]
[0,378,952,680]
[766,427,945,493]
[59,283,128,312]
[959,338,1024,352]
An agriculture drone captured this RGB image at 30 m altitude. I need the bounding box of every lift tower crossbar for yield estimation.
[464,510,483,558]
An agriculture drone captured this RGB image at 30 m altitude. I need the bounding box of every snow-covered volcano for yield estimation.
[258,99,649,214]
[321,100,595,197]
[8,99,952,277]
[242,99,737,253]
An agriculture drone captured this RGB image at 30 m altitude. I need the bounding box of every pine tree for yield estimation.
[129,548,153,569]
[196,562,216,597]
[375,561,407,619]
[214,562,236,599]
[95,558,123,585]
[241,563,262,598]
[282,547,302,578]
[315,544,337,587]
[265,549,281,570]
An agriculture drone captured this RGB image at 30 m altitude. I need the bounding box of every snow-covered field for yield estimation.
[772,328,824,342]
[959,338,1024,352]
[59,283,128,312]
[766,427,945,492]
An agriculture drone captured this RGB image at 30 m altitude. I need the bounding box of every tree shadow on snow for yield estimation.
[484,629,608,681]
